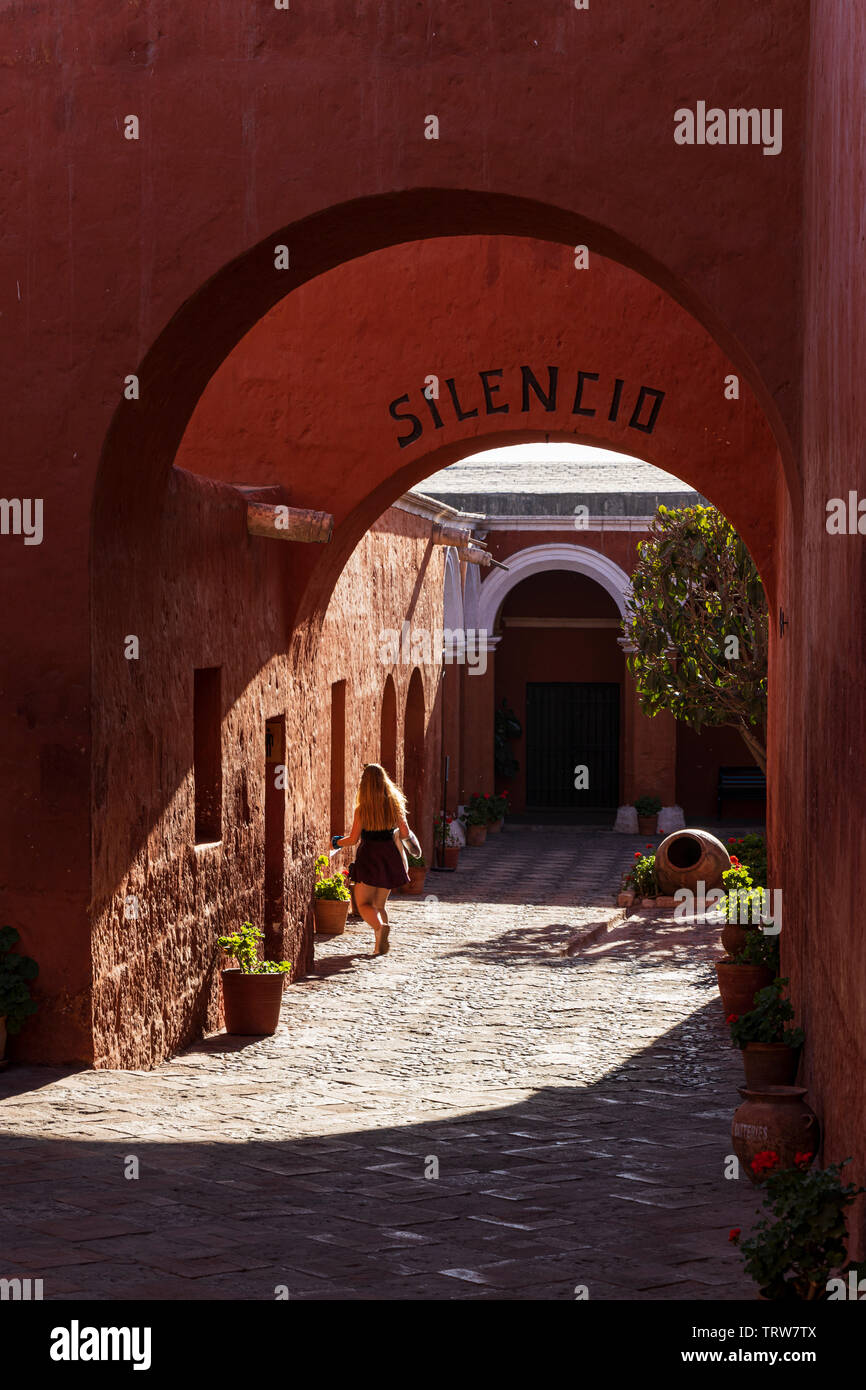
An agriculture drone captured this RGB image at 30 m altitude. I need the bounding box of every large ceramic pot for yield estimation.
[313,898,350,935]
[435,845,459,869]
[221,970,285,1036]
[716,959,775,1017]
[466,825,487,847]
[400,866,428,895]
[655,828,731,896]
[732,1086,819,1184]
[741,1043,800,1089]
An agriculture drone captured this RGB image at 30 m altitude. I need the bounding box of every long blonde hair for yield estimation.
[356,763,407,830]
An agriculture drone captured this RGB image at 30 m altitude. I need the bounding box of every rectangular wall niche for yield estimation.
[194,666,223,844]
[330,680,347,834]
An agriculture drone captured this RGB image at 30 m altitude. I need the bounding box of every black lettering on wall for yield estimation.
[480,369,509,415]
[608,378,624,422]
[520,365,558,413]
[389,394,423,449]
[423,391,445,429]
[629,386,665,434]
[445,378,479,421]
[572,370,599,416]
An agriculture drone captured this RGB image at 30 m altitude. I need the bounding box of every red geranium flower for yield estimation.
[728,837,736,844]
[484,793,490,798]
[728,1228,740,1243]
[794,1151,814,1168]
[750,1150,781,1176]
[726,1013,738,1023]
[730,856,740,867]
[634,851,641,858]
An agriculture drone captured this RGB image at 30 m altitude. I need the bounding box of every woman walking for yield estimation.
[331,763,421,956]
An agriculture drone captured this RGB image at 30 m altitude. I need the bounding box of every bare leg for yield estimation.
[373,888,391,953]
[354,883,387,954]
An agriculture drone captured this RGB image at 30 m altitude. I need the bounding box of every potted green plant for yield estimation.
[462,794,492,846]
[399,851,428,895]
[216,920,291,1036]
[634,794,662,836]
[487,790,510,833]
[0,926,39,1069]
[715,875,779,1016]
[434,813,460,868]
[728,978,804,1087]
[313,854,351,934]
[731,1157,864,1300]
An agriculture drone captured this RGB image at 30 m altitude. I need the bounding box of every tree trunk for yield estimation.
[736,722,767,774]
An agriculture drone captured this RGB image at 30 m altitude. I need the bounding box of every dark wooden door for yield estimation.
[525,682,620,808]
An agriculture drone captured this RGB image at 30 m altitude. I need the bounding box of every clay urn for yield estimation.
[716,960,775,1017]
[654,828,731,897]
[221,970,285,1036]
[732,1086,820,1184]
[741,1043,801,1089]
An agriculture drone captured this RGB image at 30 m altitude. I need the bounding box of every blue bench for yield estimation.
[718,765,766,817]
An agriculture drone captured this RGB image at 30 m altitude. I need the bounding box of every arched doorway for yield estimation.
[380,675,397,781]
[402,669,426,835]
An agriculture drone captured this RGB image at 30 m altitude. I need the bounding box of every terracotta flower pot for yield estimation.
[221,969,285,1036]
[654,827,731,896]
[716,959,775,1017]
[731,1086,820,1184]
[637,815,658,836]
[741,1043,801,1089]
[314,898,350,935]
[721,919,754,957]
[466,825,487,846]
[400,866,428,895]
[487,818,504,834]
[435,845,459,869]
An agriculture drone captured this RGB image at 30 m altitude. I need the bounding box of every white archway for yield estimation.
[476,542,632,633]
[443,547,465,632]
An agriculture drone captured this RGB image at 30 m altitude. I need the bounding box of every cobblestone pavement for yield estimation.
[0,827,761,1301]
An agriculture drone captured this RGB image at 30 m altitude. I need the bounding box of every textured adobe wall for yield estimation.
[776,0,866,1250]
[88,481,445,1070]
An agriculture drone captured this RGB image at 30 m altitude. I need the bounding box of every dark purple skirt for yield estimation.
[353,837,409,890]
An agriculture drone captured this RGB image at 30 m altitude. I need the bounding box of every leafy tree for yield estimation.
[623,505,768,771]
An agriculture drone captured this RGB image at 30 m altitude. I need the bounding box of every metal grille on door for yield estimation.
[525,682,620,808]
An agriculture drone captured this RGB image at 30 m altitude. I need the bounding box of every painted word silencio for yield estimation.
[388,366,665,449]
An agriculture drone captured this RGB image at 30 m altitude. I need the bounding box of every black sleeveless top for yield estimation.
[360,827,397,842]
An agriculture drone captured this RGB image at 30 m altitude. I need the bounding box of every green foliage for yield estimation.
[727,833,767,884]
[623,505,768,770]
[626,853,657,897]
[217,921,291,975]
[734,1160,864,1300]
[313,854,351,901]
[407,852,426,868]
[434,814,459,847]
[490,791,510,819]
[734,928,780,974]
[0,925,39,1034]
[464,793,496,826]
[633,795,662,817]
[494,699,521,779]
[729,978,805,1049]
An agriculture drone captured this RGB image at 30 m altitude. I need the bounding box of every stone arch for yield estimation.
[443,548,465,634]
[477,544,633,635]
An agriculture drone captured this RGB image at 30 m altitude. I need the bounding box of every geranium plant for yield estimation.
[490,790,510,819]
[434,813,459,847]
[0,925,39,1034]
[633,795,662,817]
[217,920,291,974]
[313,854,351,901]
[626,851,656,897]
[734,926,780,974]
[464,793,495,826]
[729,978,805,1049]
[732,1155,864,1300]
[407,852,426,868]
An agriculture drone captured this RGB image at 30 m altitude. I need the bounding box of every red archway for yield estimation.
[402,669,426,836]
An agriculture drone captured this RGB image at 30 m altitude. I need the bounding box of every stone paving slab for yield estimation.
[0,828,761,1299]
